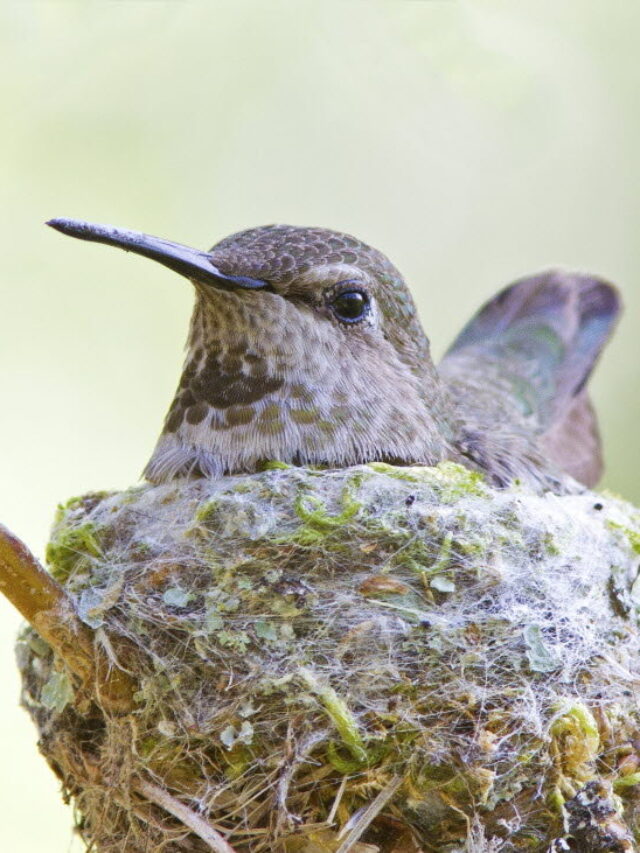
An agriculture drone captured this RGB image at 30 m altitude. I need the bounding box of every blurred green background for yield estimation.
[1,1,638,849]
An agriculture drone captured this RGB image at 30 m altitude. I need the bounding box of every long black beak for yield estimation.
[46,218,268,290]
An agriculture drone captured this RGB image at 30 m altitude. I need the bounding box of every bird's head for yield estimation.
[48,219,454,480]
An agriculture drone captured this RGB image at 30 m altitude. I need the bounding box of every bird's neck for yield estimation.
[144,294,457,482]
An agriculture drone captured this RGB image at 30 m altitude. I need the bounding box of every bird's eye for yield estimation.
[330,289,370,323]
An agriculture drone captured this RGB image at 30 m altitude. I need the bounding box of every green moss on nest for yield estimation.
[45,521,102,581]
[608,519,640,555]
[17,463,640,852]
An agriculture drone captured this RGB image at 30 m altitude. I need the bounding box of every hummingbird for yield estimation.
[47,218,621,491]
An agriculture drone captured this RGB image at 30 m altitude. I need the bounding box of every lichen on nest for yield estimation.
[16,462,640,852]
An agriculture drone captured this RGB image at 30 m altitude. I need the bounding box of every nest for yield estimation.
[16,462,640,852]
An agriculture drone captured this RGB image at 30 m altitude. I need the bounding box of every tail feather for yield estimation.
[541,391,603,487]
[441,270,621,486]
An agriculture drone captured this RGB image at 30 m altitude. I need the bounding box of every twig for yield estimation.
[135,778,239,853]
[327,774,349,826]
[276,727,329,832]
[336,775,404,853]
[0,522,136,713]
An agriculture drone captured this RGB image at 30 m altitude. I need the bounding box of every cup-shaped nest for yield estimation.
[17,463,640,852]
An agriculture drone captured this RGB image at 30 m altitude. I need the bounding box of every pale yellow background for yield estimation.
[1,1,639,850]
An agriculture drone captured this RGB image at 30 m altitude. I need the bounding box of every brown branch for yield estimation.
[0,522,136,713]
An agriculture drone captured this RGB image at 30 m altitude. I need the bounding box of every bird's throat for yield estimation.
[143,289,455,482]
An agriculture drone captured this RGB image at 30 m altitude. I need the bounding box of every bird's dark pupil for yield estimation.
[333,290,368,321]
